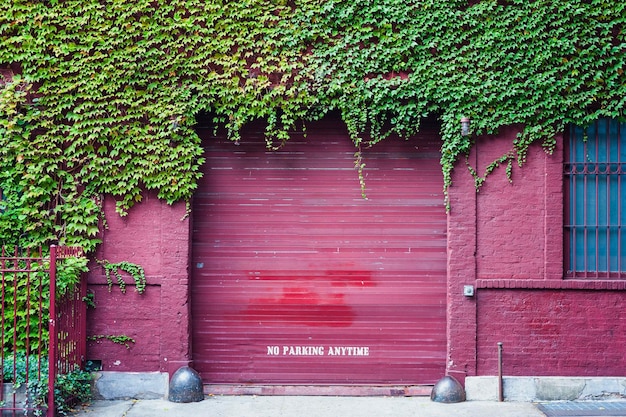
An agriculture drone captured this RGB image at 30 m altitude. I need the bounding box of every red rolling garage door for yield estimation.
[191,118,446,385]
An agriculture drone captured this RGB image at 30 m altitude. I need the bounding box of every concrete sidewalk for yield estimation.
[68,396,547,417]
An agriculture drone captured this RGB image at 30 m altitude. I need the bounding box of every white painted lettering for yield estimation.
[277,345,326,356]
[271,345,369,357]
[326,346,370,356]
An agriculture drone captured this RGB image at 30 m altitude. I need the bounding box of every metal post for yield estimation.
[79,273,88,368]
[497,342,504,402]
[47,245,57,417]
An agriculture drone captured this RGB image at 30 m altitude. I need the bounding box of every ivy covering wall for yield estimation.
[0,0,625,250]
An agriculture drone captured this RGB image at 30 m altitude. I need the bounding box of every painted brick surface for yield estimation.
[476,290,626,376]
[86,286,162,371]
[473,126,563,280]
[447,126,568,381]
[86,191,191,375]
[446,145,478,383]
[450,127,626,379]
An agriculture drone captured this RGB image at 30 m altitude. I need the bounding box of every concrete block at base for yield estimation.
[465,376,626,402]
[504,378,538,402]
[93,372,168,400]
[465,377,499,401]
[580,378,626,400]
[535,378,585,401]
[465,376,536,401]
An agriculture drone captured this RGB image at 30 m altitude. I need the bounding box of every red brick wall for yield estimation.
[86,191,191,375]
[448,125,626,380]
[477,290,626,376]
[473,125,563,280]
[445,135,478,384]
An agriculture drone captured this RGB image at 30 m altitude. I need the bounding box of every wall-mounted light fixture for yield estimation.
[460,116,471,136]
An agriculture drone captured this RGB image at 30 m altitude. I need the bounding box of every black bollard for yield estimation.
[168,366,204,403]
[430,375,466,403]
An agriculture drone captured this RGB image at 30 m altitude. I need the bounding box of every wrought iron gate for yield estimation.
[0,245,85,416]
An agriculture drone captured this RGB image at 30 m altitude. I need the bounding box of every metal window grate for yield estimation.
[565,118,626,278]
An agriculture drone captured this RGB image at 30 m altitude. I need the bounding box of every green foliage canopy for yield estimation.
[1,0,625,249]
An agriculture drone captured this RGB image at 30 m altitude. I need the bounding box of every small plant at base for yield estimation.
[2,352,49,386]
[28,368,93,417]
[2,355,91,417]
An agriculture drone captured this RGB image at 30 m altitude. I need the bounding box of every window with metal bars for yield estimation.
[565,118,626,278]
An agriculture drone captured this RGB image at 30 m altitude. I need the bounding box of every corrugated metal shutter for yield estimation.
[191,118,446,385]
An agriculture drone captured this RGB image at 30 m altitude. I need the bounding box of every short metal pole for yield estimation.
[497,342,504,402]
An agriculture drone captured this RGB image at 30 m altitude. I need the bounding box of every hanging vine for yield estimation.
[0,0,625,248]
[87,334,136,350]
[96,259,147,294]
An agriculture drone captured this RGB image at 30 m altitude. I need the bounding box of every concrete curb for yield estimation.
[69,397,546,417]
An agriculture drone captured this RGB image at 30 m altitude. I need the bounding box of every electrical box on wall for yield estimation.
[463,285,475,297]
